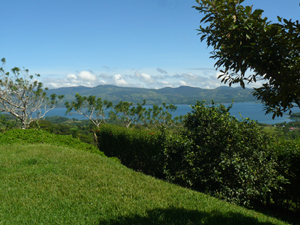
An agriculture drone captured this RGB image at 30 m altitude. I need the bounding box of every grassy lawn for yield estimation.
[0,143,294,224]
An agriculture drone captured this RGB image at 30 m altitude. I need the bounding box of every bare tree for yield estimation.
[0,58,64,129]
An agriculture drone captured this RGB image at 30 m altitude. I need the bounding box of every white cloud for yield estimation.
[47,81,79,89]
[66,74,77,80]
[44,71,99,89]
[42,67,262,90]
[141,73,153,82]
[47,83,60,88]
[179,80,187,86]
[77,71,97,81]
[134,71,154,84]
[114,74,128,86]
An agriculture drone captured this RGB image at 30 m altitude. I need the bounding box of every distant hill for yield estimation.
[47,85,256,105]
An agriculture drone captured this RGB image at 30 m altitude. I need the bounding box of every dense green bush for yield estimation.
[96,124,166,178]
[95,101,299,208]
[164,101,284,206]
[0,129,103,156]
[271,138,300,211]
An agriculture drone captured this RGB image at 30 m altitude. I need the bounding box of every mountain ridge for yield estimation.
[47,84,256,105]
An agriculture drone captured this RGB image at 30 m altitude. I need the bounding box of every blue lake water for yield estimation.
[45,102,300,125]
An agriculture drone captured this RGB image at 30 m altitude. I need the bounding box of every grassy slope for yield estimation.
[0,143,292,225]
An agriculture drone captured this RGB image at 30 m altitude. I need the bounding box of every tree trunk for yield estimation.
[21,119,27,129]
[93,131,99,149]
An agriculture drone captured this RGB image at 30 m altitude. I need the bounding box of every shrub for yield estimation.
[271,138,300,211]
[164,101,284,206]
[96,124,166,178]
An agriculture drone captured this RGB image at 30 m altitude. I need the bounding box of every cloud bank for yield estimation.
[43,68,262,89]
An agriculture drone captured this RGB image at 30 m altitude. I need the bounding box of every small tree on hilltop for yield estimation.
[0,58,64,129]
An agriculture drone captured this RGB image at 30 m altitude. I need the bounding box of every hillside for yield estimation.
[0,142,292,224]
[47,85,256,105]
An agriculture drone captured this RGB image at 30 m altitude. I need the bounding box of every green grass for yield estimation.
[0,143,294,224]
[0,129,102,156]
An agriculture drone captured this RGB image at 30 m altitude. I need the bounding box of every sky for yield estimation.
[1,0,299,89]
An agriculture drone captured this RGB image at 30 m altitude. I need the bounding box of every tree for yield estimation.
[0,58,64,129]
[65,93,113,145]
[145,103,182,127]
[65,93,113,128]
[193,0,300,118]
[109,100,147,128]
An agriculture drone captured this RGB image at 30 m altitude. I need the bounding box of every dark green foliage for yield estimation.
[0,129,103,156]
[271,138,300,211]
[164,101,283,206]
[29,120,54,132]
[96,102,288,207]
[27,116,97,146]
[0,114,18,131]
[96,124,166,178]
[193,0,300,118]
[44,115,70,124]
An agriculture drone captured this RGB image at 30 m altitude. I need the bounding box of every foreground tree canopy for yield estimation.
[0,58,64,129]
[193,0,300,118]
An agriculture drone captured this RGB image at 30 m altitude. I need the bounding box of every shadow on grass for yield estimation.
[98,207,287,225]
[252,204,300,225]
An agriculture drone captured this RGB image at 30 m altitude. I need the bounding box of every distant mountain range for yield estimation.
[47,85,256,105]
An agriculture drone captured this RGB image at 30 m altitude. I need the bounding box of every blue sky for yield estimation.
[2,0,299,89]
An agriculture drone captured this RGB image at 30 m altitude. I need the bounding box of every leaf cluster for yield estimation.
[194,0,300,118]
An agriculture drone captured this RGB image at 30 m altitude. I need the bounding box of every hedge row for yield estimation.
[96,124,166,178]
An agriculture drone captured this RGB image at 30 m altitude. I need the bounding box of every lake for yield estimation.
[45,102,300,125]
